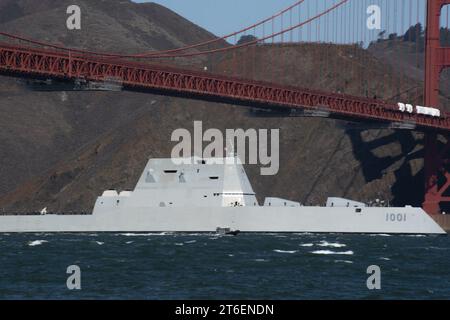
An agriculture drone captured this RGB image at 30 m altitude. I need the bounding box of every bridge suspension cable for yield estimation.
[144,0,349,59]
[0,0,313,59]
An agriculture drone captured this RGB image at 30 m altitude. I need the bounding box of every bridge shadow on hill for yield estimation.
[347,129,425,207]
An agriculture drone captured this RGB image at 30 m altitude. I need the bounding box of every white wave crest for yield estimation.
[28,240,48,247]
[311,250,354,255]
[119,232,168,237]
[318,241,347,248]
[300,243,314,247]
[334,260,354,264]
[274,249,298,254]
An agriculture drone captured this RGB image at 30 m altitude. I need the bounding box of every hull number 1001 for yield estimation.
[386,213,407,222]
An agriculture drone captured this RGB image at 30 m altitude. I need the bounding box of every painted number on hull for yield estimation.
[386,213,407,222]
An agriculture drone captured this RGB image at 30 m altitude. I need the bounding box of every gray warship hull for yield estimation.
[0,205,445,234]
[0,156,445,234]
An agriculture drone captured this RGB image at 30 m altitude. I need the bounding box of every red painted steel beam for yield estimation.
[424,0,449,107]
[423,0,450,215]
[1,42,450,133]
[435,46,450,70]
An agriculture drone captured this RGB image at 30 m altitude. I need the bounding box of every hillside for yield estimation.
[0,0,218,198]
[369,37,450,108]
[0,0,445,212]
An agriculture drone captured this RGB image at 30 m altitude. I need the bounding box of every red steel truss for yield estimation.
[423,0,450,215]
[0,42,450,132]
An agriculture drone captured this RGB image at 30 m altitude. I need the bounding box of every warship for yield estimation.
[0,156,445,234]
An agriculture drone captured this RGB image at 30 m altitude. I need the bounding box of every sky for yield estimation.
[134,0,300,37]
[133,0,448,45]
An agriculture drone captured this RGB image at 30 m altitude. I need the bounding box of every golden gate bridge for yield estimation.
[0,0,449,215]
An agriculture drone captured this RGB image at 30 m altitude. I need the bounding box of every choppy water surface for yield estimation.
[0,233,449,299]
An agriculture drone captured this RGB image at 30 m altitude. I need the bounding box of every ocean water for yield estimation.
[0,232,449,300]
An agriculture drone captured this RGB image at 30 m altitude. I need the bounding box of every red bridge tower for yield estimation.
[423,0,450,214]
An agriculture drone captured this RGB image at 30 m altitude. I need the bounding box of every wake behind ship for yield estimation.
[0,156,445,234]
